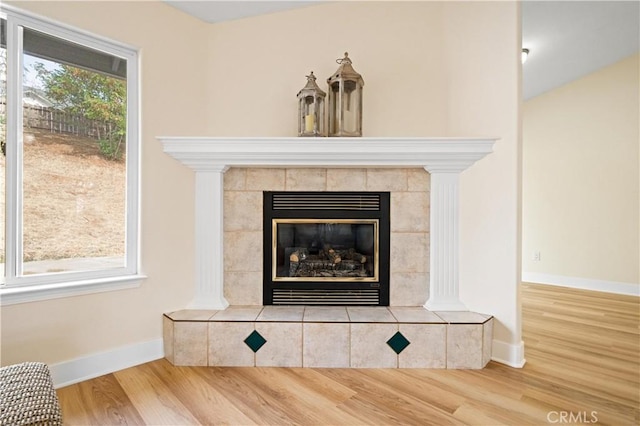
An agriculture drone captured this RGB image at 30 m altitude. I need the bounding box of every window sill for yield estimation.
[0,274,147,306]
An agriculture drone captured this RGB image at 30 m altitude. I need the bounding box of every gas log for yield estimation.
[289,247,369,278]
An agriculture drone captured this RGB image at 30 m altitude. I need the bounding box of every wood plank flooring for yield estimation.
[56,283,639,425]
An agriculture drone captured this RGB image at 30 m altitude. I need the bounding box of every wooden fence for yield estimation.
[0,101,115,140]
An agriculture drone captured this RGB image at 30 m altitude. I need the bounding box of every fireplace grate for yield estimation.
[272,193,381,211]
[272,289,380,305]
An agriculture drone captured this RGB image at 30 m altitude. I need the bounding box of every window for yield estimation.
[0,6,142,304]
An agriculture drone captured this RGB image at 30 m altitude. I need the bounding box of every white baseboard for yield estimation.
[522,272,639,296]
[49,339,164,389]
[491,339,526,368]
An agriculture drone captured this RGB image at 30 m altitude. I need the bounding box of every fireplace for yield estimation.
[263,191,390,305]
[160,137,499,370]
[159,136,497,311]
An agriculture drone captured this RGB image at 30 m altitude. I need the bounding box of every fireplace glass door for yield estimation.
[273,219,378,282]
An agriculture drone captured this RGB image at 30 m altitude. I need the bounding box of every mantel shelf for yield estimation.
[157,137,497,173]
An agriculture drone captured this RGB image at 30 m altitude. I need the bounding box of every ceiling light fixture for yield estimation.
[522,48,530,64]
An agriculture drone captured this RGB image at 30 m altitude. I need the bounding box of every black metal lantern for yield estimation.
[327,52,364,137]
[297,71,326,137]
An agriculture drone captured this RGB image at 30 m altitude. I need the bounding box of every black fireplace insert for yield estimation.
[263,191,390,305]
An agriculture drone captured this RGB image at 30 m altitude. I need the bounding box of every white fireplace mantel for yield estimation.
[158,137,497,311]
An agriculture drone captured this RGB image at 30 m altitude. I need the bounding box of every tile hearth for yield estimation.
[163,306,493,369]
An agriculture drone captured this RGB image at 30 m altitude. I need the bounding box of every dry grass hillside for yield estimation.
[0,130,124,263]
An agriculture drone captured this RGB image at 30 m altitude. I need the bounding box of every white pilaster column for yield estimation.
[424,169,467,311]
[190,166,230,310]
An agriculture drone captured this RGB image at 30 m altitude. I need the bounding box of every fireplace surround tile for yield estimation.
[224,272,262,305]
[391,192,430,232]
[208,321,256,367]
[366,169,407,192]
[285,169,327,191]
[407,169,430,192]
[303,307,349,322]
[389,272,429,306]
[165,310,217,321]
[436,311,492,324]
[173,322,208,366]
[326,169,367,191]
[257,306,305,322]
[255,322,303,367]
[224,191,262,232]
[303,323,350,368]
[211,306,262,321]
[446,324,484,369]
[390,233,429,273]
[483,319,494,367]
[163,316,174,364]
[246,169,285,191]
[223,168,246,191]
[350,323,399,368]
[223,167,431,308]
[389,306,444,323]
[224,231,262,272]
[347,307,397,323]
[398,324,446,368]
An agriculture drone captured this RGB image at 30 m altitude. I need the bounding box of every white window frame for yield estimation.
[0,5,144,305]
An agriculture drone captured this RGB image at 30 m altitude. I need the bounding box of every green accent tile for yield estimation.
[387,331,410,354]
[244,330,267,353]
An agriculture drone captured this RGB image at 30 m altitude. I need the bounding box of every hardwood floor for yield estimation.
[57,284,639,425]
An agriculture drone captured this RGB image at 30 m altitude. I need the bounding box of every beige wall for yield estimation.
[206,1,449,137]
[1,1,208,365]
[443,1,522,350]
[523,54,640,285]
[2,1,522,366]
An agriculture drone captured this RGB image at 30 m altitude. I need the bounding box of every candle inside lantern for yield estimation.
[304,114,315,133]
[297,72,325,137]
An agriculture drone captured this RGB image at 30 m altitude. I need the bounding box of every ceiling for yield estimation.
[165,1,640,100]
[164,1,321,23]
[522,1,639,99]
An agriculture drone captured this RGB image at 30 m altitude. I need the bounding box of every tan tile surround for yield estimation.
[223,168,430,306]
[164,307,493,369]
